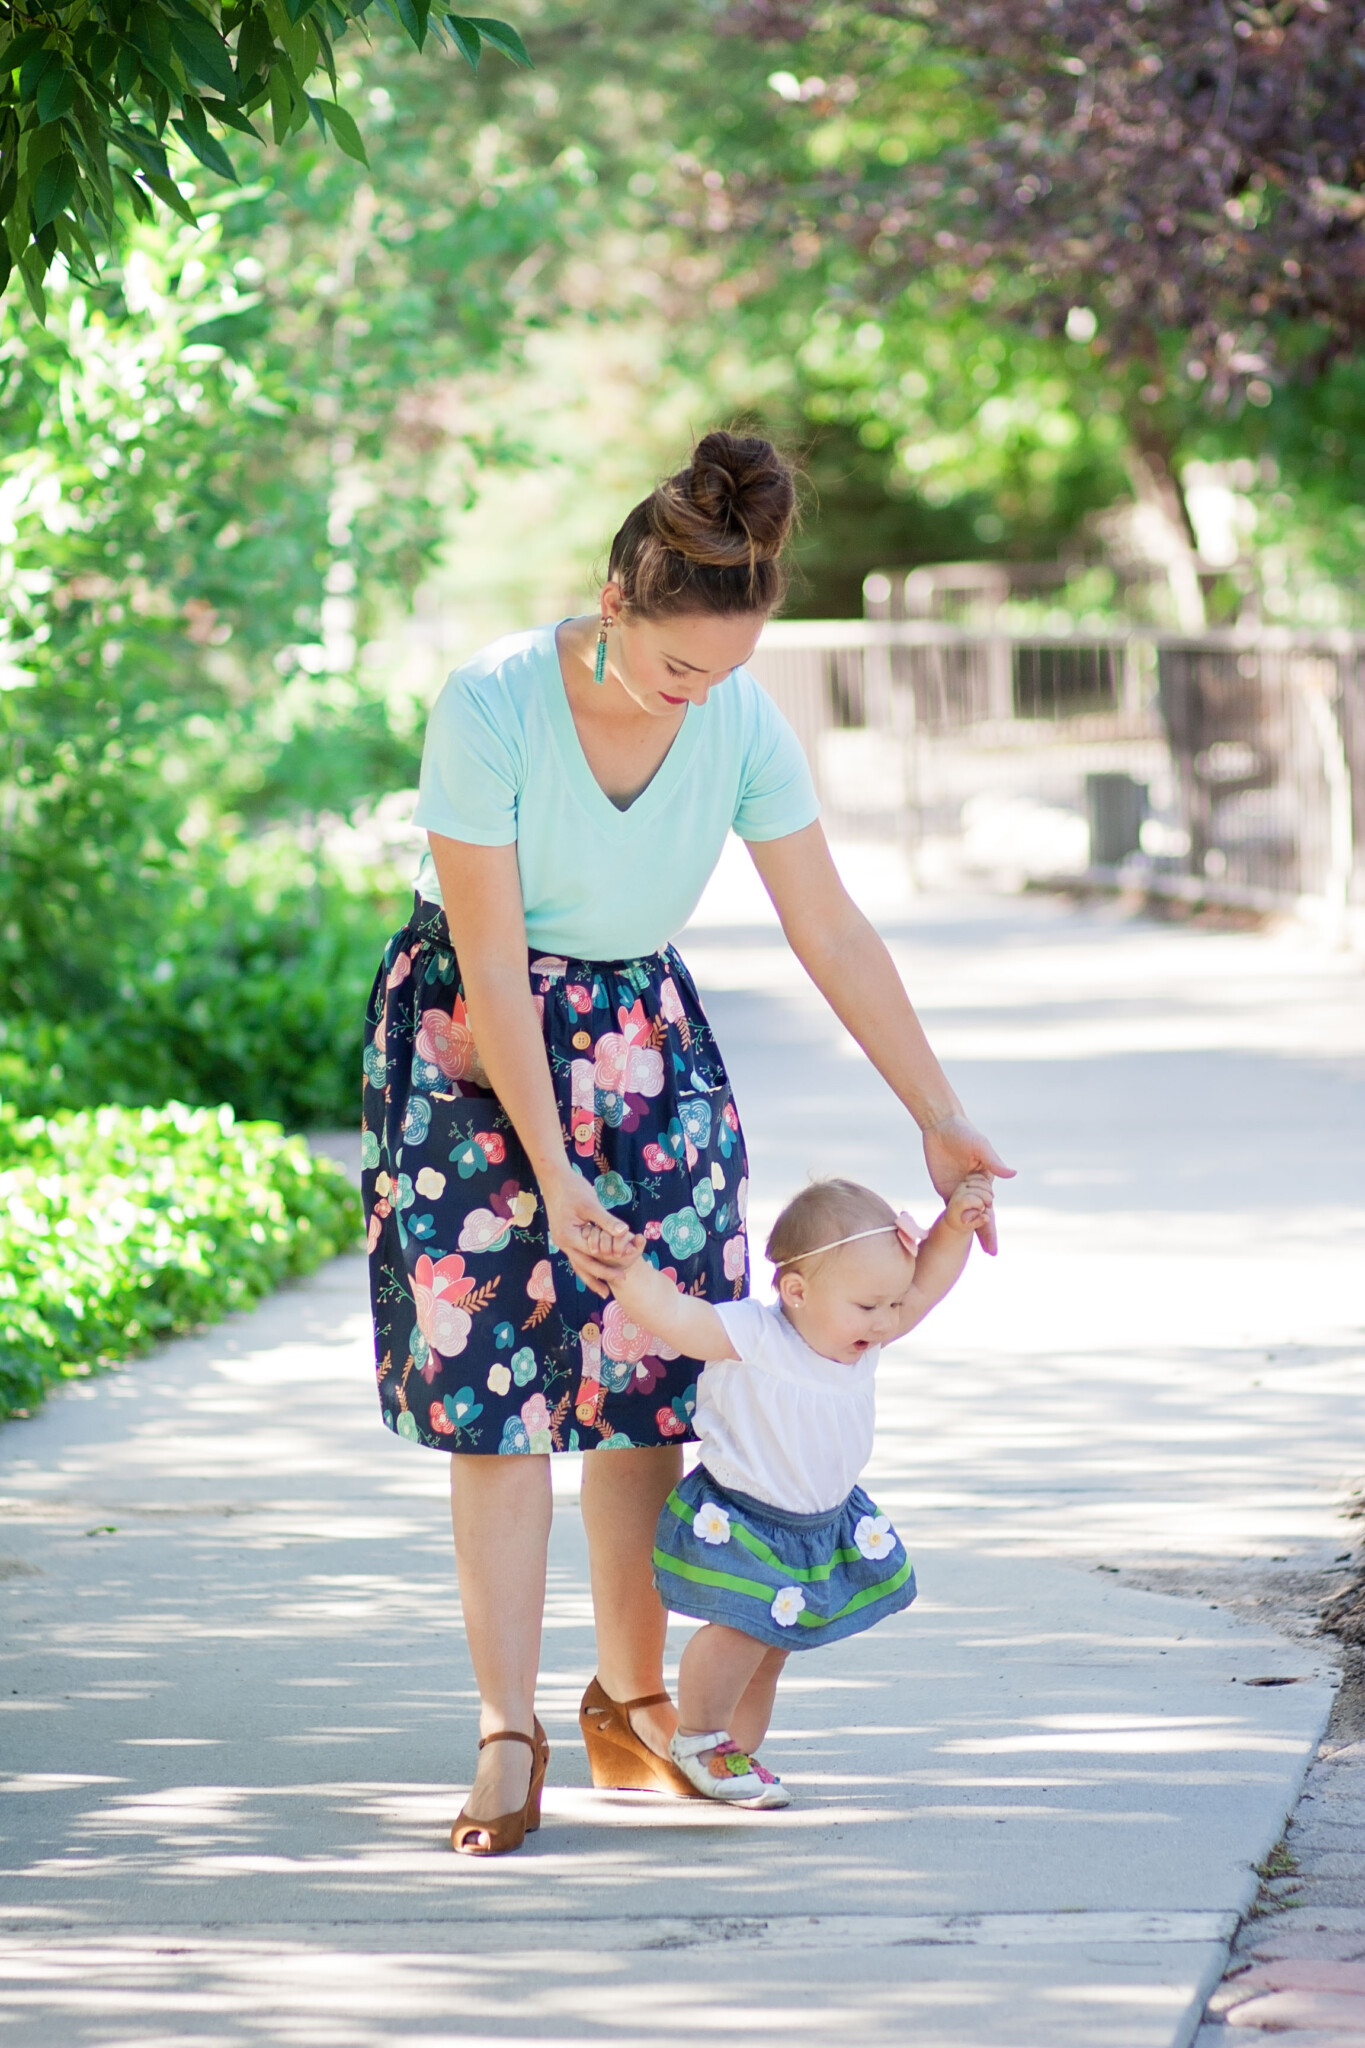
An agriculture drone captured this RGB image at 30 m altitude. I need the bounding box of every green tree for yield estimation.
[0,0,527,311]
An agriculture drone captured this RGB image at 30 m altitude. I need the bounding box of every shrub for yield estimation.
[0,1102,360,1419]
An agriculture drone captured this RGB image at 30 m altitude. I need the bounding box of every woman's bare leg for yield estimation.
[580,1444,682,1757]
[449,1452,552,1820]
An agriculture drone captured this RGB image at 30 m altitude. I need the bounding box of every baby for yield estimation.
[607,1171,993,1808]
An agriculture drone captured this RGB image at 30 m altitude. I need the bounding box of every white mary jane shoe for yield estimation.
[668,1728,791,1809]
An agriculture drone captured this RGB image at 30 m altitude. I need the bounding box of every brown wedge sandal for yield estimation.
[450,1718,550,1857]
[579,1678,702,1799]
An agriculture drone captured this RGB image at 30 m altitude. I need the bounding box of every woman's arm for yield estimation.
[609,1239,736,1361]
[746,823,1015,1252]
[428,833,632,1296]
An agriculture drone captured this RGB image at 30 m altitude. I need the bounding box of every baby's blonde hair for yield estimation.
[764,1177,897,1273]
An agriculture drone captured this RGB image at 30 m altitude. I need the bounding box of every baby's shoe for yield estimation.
[668,1729,790,1809]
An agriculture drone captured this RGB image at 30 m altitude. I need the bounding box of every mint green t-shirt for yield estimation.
[412,624,819,961]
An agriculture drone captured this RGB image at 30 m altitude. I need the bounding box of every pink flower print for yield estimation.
[659,977,685,1027]
[642,1142,676,1174]
[474,1130,506,1165]
[594,999,664,1101]
[526,1259,556,1304]
[429,1400,456,1436]
[530,956,567,981]
[723,1102,739,1133]
[570,1057,596,1157]
[579,1321,603,1386]
[643,1219,662,1241]
[412,1252,476,1361]
[684,1138,698,1170]
[723,1234,747,1282]
[656,1402,687,1439]
[415,997,488,1086]
[373,1011,388,1057]
[386,951,412,990]
[521,1391,551,1435]
[602,1299,653,1365]
[566,983,593,1014]
[366,1211,383,1252]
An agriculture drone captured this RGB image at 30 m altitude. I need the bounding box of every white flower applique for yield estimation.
[692,1502,732,1547]
[770,1586,806,1628]
[854,1514,897,1561]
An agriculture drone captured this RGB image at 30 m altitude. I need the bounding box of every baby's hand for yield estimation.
[946,1173,994,1235]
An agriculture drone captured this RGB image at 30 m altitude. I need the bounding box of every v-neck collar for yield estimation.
[541,622,706,830]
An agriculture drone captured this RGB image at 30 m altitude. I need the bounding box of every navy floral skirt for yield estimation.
[362,897,751,1455]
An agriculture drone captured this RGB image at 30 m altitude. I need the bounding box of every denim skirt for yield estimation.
[652,1466,917,1651]
[362,897,750,1455]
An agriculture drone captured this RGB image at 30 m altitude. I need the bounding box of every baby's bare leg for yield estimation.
[677,1623,771,1737]
[729,1645,789,1755]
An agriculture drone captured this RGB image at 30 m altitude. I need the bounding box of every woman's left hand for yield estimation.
[923,1115,1015,1255]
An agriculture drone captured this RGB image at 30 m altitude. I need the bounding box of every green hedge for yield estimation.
[0,1102,360,1420]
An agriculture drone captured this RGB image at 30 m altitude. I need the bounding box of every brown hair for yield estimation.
[607,429,796,619]
[764,1178,898,1272]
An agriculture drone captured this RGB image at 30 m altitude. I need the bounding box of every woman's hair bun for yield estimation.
[607,428,797,618]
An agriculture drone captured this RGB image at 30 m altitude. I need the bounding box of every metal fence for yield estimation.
[747,620,1364,941]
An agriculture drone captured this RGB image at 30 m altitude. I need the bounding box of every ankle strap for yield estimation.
[670,1727,731,1759]
[620,1691,670,1712]
[477,1728,536,1752]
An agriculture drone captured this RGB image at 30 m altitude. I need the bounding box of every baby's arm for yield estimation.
[608,1238,738,1362]
[894,1174,994,1335]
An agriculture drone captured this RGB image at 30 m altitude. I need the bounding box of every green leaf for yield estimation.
[0,237,12,298]
[167,16,237,99]
[308,94,367,165]
[235,9,276,85]
[283,0,318,25]
[19,46,59,102]
[112,124,171,179]
[114,165,155,221]
[31,150,78,230]
[2,29,55,74]
[465,15,530,66]
[376,0,428,50]
[200,95,262,141]
[35,61,77,126]
[141,167,197,224]
[445,13,481,68]
[172,96,238,181]
[16,246,46,321]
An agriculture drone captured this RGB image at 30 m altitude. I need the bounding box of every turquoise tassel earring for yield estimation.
[593,617,608,684]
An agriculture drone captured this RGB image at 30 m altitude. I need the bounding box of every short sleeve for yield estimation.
[713,1296,775,1364]
[731,675,821,843]
[412,667,523,846]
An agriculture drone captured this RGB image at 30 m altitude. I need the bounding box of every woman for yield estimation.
[361,429,1012,1856]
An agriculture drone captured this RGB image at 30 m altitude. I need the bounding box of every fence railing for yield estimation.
[747,620,1364,941]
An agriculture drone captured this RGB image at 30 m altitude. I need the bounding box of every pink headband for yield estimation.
[772,1212,924,1269]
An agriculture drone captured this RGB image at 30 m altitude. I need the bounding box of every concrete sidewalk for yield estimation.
[2,869,1362,2046]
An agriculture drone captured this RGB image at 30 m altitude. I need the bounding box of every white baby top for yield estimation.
[697,1297,880,1516]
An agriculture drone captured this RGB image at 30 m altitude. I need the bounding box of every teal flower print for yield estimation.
[596,1088,626,1128]
[692,1180,715,1219]
[494,1322,515,1350]
[410,1328,430,1370]
[595,1171,631,1210]
[394,1174,415,1211]
[510,1346,537,1387]
[600,1357,635,1394]
[411,1053,441,1090]
[671,1382,697,1430]
[661,1207,706,1260]
[499,1415,531,1454]
[409,1213,436,1242]
[361,1130,381,1170]
[679,1100,712,1150]
[663,1118,686,1161]
[446,1387,483,1430]
[452,1138,490,1178]
[395,1410,420,1442]
[362,1043,387,1087]
[600,1431,635,1449]
[402,1097,432,1146]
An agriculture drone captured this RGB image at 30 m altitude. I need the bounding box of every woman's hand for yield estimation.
[541,1170,635,1299]
[922,1116,1016,1256]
